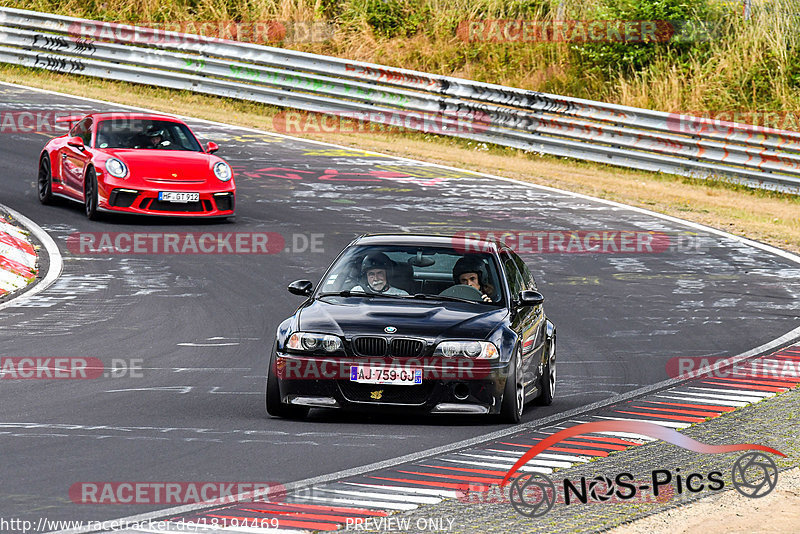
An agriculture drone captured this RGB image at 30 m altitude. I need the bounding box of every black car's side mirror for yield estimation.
[288,280,313,296]
[516,290,544,307]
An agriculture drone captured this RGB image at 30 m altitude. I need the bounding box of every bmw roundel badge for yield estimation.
[384,326,397,334]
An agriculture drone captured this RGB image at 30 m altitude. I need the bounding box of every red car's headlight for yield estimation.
[105,158,128,178]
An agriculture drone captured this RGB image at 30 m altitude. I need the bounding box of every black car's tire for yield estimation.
[537,334,556,406]
[265,351,309,420]
[84,167,99,220]
[38,156,54,205]
[500,348,524,423]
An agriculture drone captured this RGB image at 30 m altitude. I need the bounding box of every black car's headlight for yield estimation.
[434,341,499,359]
[287,332,343,354]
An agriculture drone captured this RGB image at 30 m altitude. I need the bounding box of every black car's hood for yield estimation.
[298,297,508,342]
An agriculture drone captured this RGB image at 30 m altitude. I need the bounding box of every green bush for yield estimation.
[574,0,726,75]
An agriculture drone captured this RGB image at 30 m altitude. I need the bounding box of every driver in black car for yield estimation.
[351,252,409,296]
[453,256,497,303]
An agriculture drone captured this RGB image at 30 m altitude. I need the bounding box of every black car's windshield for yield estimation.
[95,119,203,151]
[317,244,505,306]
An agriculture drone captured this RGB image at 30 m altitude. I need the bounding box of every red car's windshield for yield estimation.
[95,119,203,151]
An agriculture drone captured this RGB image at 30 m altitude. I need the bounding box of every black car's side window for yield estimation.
[501,251,525,297]
[511,250,537,291]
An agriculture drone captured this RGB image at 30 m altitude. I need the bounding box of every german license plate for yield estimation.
[159,191,199,203]
[350,365,422,385]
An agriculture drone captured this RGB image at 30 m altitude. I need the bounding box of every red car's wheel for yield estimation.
[84,167,99,220]
[38,155,54,205]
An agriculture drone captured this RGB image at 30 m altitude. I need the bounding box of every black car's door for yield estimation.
[500,248,544,398]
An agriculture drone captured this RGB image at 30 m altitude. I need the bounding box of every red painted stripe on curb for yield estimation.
[370,476,484,491]
[699,380,785,393]
[614,410,705,423]
[629,405,722,418]
[396,470,503,484]
[0,229,35,256]
[498,443,609,457]
[418,464,516,477]
[243,502,389,516]
[240,508,379,523]
[703,375,796,388]
[0,255,33,279]
[647,401,735,412]
[568,435,642,446]
[556,439,628,451]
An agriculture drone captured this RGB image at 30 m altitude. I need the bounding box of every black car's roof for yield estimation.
[354,234,501,253]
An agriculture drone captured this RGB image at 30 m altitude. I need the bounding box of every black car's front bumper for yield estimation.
[273,352,512,415]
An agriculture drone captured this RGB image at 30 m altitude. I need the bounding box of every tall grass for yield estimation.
[4,0,799,115]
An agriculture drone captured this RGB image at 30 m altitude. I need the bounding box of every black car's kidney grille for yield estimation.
[352,336,388,357]
[338,382,434,405]
[390,338,425,358]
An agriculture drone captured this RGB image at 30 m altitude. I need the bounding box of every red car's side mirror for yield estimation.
[206,141,219,154]
[67,136,85,149]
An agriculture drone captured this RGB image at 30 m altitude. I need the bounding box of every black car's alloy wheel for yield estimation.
[500,349,524,423]
[265,351,309,420]
[38,156,53,204]
[537,334,556,406]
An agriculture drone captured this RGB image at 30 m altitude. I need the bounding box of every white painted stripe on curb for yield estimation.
[345,483,459,498]
[0,242,36,268]
[290,495,417,511]
[315,488,441,505]
[687,386,775,398]
[0,204,63,310]
[441,457,554,473]
[456,452,573,469]
[595,417,691,429]
[654,394,748,407]
[667,390,762,403]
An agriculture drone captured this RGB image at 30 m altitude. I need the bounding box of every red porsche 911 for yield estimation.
[38,112,235,219]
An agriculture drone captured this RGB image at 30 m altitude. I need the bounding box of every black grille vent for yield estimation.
[109,189,138,208]
[352,337,387,357]
[390,338,425,358]
[338,382,433,405]
[214,193,234,212]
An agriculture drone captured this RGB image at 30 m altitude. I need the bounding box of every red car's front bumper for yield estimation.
[99,187,235,217]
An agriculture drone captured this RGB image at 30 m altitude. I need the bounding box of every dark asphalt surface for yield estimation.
[1,83,799,527]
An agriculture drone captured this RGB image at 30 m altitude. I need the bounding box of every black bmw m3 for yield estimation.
[266,234,556,423]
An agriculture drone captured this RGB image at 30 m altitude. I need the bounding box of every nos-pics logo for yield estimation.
[503,421,782,517]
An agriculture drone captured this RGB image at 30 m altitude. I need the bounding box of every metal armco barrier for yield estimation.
[1,7,799,193]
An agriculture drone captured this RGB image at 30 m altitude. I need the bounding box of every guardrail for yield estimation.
[1,6,799,194]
